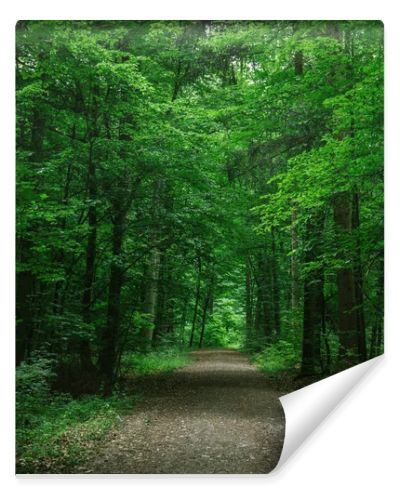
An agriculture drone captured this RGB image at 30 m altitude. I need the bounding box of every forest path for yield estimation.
[79,349,285,474]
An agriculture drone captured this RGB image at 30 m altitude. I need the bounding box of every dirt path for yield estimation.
[79,349,285,474]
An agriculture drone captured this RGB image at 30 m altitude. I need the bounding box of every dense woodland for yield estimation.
[16,20,383,404]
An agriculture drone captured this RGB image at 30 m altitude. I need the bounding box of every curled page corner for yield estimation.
[276,354,384,470]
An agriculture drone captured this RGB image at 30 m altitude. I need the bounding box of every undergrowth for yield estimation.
[252,340,300,373]
[120,348,190,376]
[16,349,190,473]
[16,359,137,474]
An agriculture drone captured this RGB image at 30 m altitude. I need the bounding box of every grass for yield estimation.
[120,348,191,376]
[252,340,300,373]
[16,393,137,473]
[16,348,190,473]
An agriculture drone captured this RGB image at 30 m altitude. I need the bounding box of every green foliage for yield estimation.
[16,358,136,473]
[120,348,190,376]
[15,21,383,443]
[253,341,301,373]
[205,298,245,348]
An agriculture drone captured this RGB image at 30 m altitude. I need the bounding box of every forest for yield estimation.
[16,20,383,473]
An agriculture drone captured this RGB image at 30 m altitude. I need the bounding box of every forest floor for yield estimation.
[75,349,285,474]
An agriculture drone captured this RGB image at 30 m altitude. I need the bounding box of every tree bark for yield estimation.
[256,250,273,340]
[189,254,202,347]
[198,290,211,349]
[301,215,324,375]
[81,139,97,371]
[98,212,125,395]
[333,192,359,366]
[271,230,281,338]
[245,253,253,341]
[291,208,300,311]
[352,191,367,361]
[141,247,161,344]
[16,107,45,364]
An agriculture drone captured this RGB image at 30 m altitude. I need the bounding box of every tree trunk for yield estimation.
[352,191,367,362]
[16,243,35,364]
[369,255,384,358]
[189,255,202,347]
[290,27,303,337]
[141,247,161,344]
[257,250,273,340]
[16,108,45,364]
[302,269,323,375]
[98,212,125,395]
[271,230,281,338]
[291,208,300,311]
[333,192,359,366]
[81,139,97,371]
[245,253,253,341]
[301,215,324,375]
[180,296,188,345]
[198,291,211,349]
[153,253,166,342]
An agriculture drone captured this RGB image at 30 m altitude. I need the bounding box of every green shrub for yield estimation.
[120,348,190,376]
[16,356,136,473]
[253,340,300,373]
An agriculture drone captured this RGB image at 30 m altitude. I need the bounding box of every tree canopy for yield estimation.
[16,20,384,393]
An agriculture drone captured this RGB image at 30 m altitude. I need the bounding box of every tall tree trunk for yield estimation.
[245,253,253,342]
[98,212,125,395]
[81,139,96,371]
[329,22,365,367]
[369,255,384,358]
[352,191,367,361]
[189,254,202,347]
[257,250,273,340]
[141,247,161,344]
[302,269,323,375]
[301,215,324,375]
[290,27,303,337]
[319,271,331,374]
[140,179,162,345]
[153,253,166,342]
[16,243,35,364]
[16,108,45,364]
[333,192,359,366]
[52,155,72,318]
[198,290,211,349]
[291,208,300,311]
[271,230,281,338]
[180,296,188,345]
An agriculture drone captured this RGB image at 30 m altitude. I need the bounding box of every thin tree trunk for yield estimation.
[153,253,166,342]
[271,230,281,338]
[302,270,323,375]
[257,250,273,340]
[198,291,211,349]
[81,139,96,371]
[290,27,303,338]
[301,214,324,376]
[320,272,331,374]
[189,255,202,347]
[141,247,161,344]
[291,208,300,311]
[180,296,188,345]
[16,244,35,364]
[369,255,384,358]
[140,179,162,345]
[245,253,253,341]
[352,191,367,361]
